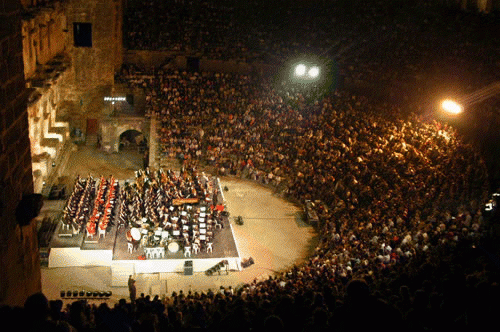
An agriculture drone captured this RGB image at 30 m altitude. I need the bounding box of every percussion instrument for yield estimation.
[168,241,179,253]
[131,228,141,241]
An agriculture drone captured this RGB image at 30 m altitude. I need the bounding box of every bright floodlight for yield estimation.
[308,66,319,78]
[295,64,306,77]
[441,99,463,115]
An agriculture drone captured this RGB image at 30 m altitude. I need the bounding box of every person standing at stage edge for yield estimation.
[128,275,137,303]
[143,148,149,170]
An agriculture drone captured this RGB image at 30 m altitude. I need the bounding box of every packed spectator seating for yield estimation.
[3,1,500,331]
[21,65,496,330]
[124,0,500,101]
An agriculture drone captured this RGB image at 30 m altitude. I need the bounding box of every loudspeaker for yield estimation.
[126,94,134,105]
[184,260,193,276]
[16,194,43,226]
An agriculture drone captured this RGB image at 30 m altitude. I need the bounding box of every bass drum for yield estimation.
[168,241,179,253]
[131,228,141,241]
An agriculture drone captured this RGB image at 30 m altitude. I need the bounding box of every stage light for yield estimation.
[295,64,306,77]
[292,62,321,81]
[441,99,463,115]
[308,66,319,78]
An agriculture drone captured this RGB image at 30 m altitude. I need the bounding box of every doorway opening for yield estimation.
[119,130,147,153]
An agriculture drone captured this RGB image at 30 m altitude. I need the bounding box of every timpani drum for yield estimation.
[131,228,141,241]
[168,241,179,253]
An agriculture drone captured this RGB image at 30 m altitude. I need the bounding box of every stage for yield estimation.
[44,175,242,286]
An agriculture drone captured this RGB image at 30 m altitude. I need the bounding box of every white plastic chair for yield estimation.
[184,246,191,257]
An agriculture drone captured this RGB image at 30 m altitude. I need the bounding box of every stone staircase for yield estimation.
[86,134,98,147]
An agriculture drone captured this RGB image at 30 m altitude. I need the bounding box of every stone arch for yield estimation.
[118,129,146,152]
[100,117,150,153]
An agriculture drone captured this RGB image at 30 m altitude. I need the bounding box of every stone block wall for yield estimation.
[21,1,67,79]
[65,0,123,92]
[56,0,124,125]
[0,0,40,307]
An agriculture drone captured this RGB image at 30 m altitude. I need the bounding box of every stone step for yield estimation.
[86,135,98,146]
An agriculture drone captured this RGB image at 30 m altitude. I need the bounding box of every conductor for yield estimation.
[128,275,137,303]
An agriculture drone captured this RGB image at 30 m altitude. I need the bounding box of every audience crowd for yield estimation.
[123,0,500,101]
[11,64,497,331]
[3,1,500,331]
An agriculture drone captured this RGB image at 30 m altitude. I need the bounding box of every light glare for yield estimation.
[308,67,319,78]
[295,64,306,76]
[441,100,463,114]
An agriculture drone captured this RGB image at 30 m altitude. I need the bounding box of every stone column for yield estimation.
[149,114,159,169]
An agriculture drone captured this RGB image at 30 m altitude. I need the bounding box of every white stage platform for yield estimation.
[49,246,241,272]
[48,220,242,286]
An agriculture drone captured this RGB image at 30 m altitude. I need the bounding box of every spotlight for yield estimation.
[295,64,306,77]
[441,99,463,115]
[308,67,319,78]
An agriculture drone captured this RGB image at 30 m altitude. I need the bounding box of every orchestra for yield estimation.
[61,167,224,257]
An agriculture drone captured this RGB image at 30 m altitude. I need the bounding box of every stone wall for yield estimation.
[21,1,67,79]
[65,0,123,91]
[27,63,71,193]
[60,0,123,127]
[20,2,73,193]
[123,50,276,75]
[0,0,40,307]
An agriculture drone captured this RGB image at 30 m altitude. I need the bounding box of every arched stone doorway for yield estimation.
[119,129,147,153]
[100,116,150,153]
